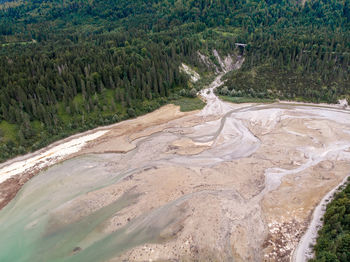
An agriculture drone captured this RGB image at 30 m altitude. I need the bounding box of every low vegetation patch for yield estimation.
[221,62,349,104]
[172,97,206,112]
[219,95,276,104]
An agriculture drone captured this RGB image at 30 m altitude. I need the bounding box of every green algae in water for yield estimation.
[29,193,140,262]
[0,154,127,262]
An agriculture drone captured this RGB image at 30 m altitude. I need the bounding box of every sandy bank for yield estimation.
[292,175,350,262]
[0,104,194,210]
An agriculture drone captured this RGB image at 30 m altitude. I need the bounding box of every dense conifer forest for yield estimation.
[0,0,349,162]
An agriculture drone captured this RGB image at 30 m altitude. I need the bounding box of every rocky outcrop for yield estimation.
[197,49,244,74]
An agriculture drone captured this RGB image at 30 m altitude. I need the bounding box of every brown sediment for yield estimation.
[0,104,195,211]
[0,168,39,210]
[77,104,196,155]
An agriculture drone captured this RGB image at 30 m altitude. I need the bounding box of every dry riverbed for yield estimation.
[0,74,350,262]
[0,104,193,210]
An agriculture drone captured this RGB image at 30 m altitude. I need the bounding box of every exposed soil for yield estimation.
[0,104,193,212]
[0,172,34,210]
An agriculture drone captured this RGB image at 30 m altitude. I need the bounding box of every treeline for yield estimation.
[0,0,349,162]
[0,31,199,161]
[310,179,350,262]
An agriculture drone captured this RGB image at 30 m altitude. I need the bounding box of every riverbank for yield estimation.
[0,104,197,210]
[292,175,350,262]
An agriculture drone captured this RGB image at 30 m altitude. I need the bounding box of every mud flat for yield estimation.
[0,104,192,210]
[1,70,350,261]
